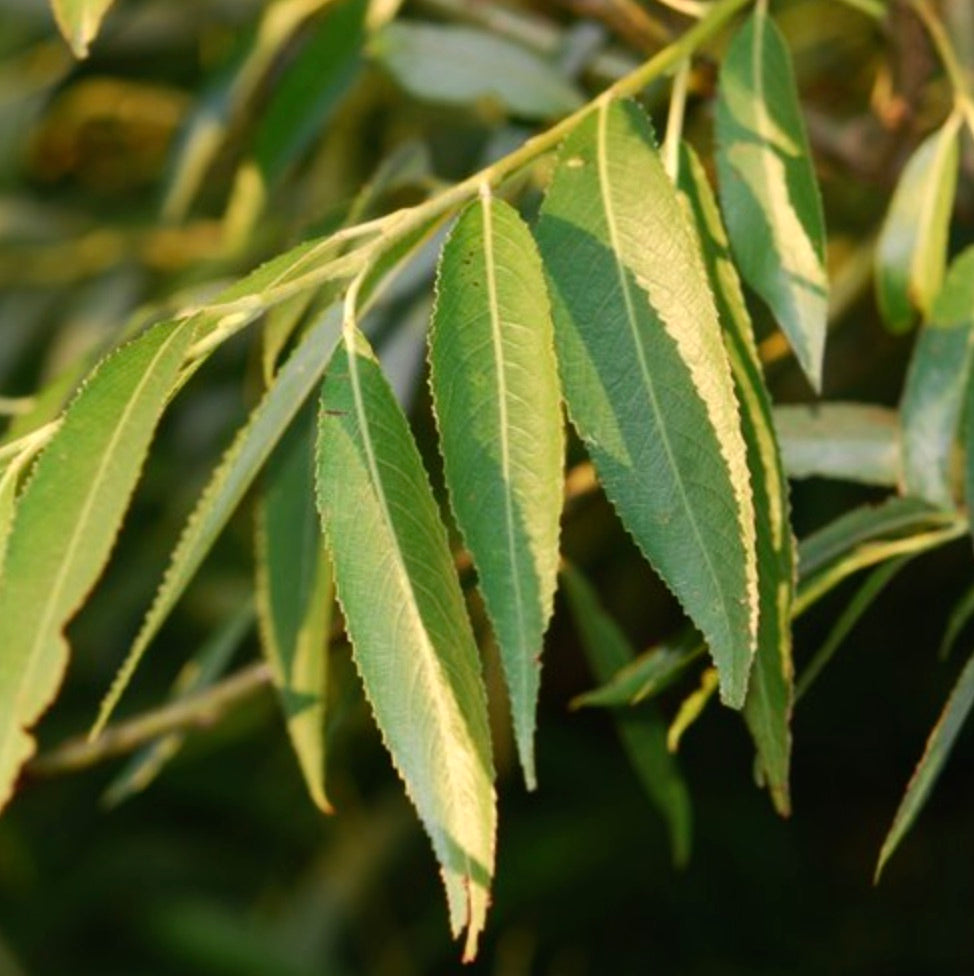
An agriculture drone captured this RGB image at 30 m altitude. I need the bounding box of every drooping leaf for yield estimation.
[429,192,563,789]
[316,328,495,960]
[371,21,584,119]
[876,650,974,880]
[49,0,117,58]
[93,306,342,737]
[796,496,955,580]
[679,142,796,815]
[536,98,758,707]
[774,403,901,487]
[901,247,974,505]
[256,404,333,812]
[715,9,828,390]
[572,627,705,709]
[666,668,719,753]
[103,602,255,808]
[0,319,195,811]
[875,116,961,334]
[796,556,909,701]
[561,565,692,867]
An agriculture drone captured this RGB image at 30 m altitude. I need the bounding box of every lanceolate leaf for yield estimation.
[876,650,974,880]
[256,404,333,812]
[371,21,583,120]
[561,565,692,868]
[715,10,828,390]
[536,98,758,708]
[49,0,117,58]
[875,116,961,334]
[939,582,974,661]
[679,143,796,815]
[317,329,495,960]
[429,192,563,790]
[93,306,342,737]
[774,403,901,487]
[900,247,974,505]
[0,319,195,811]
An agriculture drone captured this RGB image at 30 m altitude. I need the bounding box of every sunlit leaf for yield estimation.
[876,650,974,880]
[562,565,692,867]
[49,0,117,58]
[679,142,795,815]
[0,319,195,811]
[371,21,584,119]
[715,9,828,390]
[774,403,901,487]
[901,247,974,505]
[429,192,563,789]
[875,115,961,334]
[317,328,495,960]
[93,306,342,737]
[537,98,758,707]
[256,404,333,812]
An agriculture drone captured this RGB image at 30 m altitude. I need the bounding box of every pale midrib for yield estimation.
[343,331,476,927]
[480,195,530,685]
[6,324,185,764]
[595,102,734,667]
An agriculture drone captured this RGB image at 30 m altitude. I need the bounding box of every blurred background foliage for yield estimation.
[1,0,973,972]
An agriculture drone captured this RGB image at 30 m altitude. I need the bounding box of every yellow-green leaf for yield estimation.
[429,192,563,789]
[715,10,828,390]
[49,0,117,58]
[875,116,961,334]
[256,404,333,812]
[536,99,758,708]
[317,328,495,960]
[0,319,195,812]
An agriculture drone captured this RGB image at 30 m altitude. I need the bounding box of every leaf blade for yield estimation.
[536,98,758,707]
[49,0,117,57]
[0,319,195,811]
[429,193,563,789]
[317,328,495,960]
[715,10,828,389]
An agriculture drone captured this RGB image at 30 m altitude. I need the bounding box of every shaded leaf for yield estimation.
[774,403,901,486]
[317,328,495,960]
[796,556,909,701]
[103,602,254,807]
[561,565,692,867]
[93,306,342,736]
[49,0,116,57]
[536,98,758,707]
[0,319,195,811]
[371,21,583,119]
[667,668,719,753]
[900,247,974,505]
[715,10,828,390]
[256,404,333,812]
[429,192,563,789]
[876,650,974,880]
[875,116,961,333]
[679,142,796,815]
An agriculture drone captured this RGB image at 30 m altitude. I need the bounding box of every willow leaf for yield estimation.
[49,0,116,57]
[317,328,495,961]
[900,247,974,505]
[715,10,828,390]
[93,306,342,736]
[875,116,961,334]
[561,565,692,868]
[774,403,901,487]
[256,404,333,812]
[939,582,974,661]
[536,98,757,707]
[429,192,563,790]
[0,319,195,811]
[876,650,974,880]
[371,21,583,119]
[679,142,796,815]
